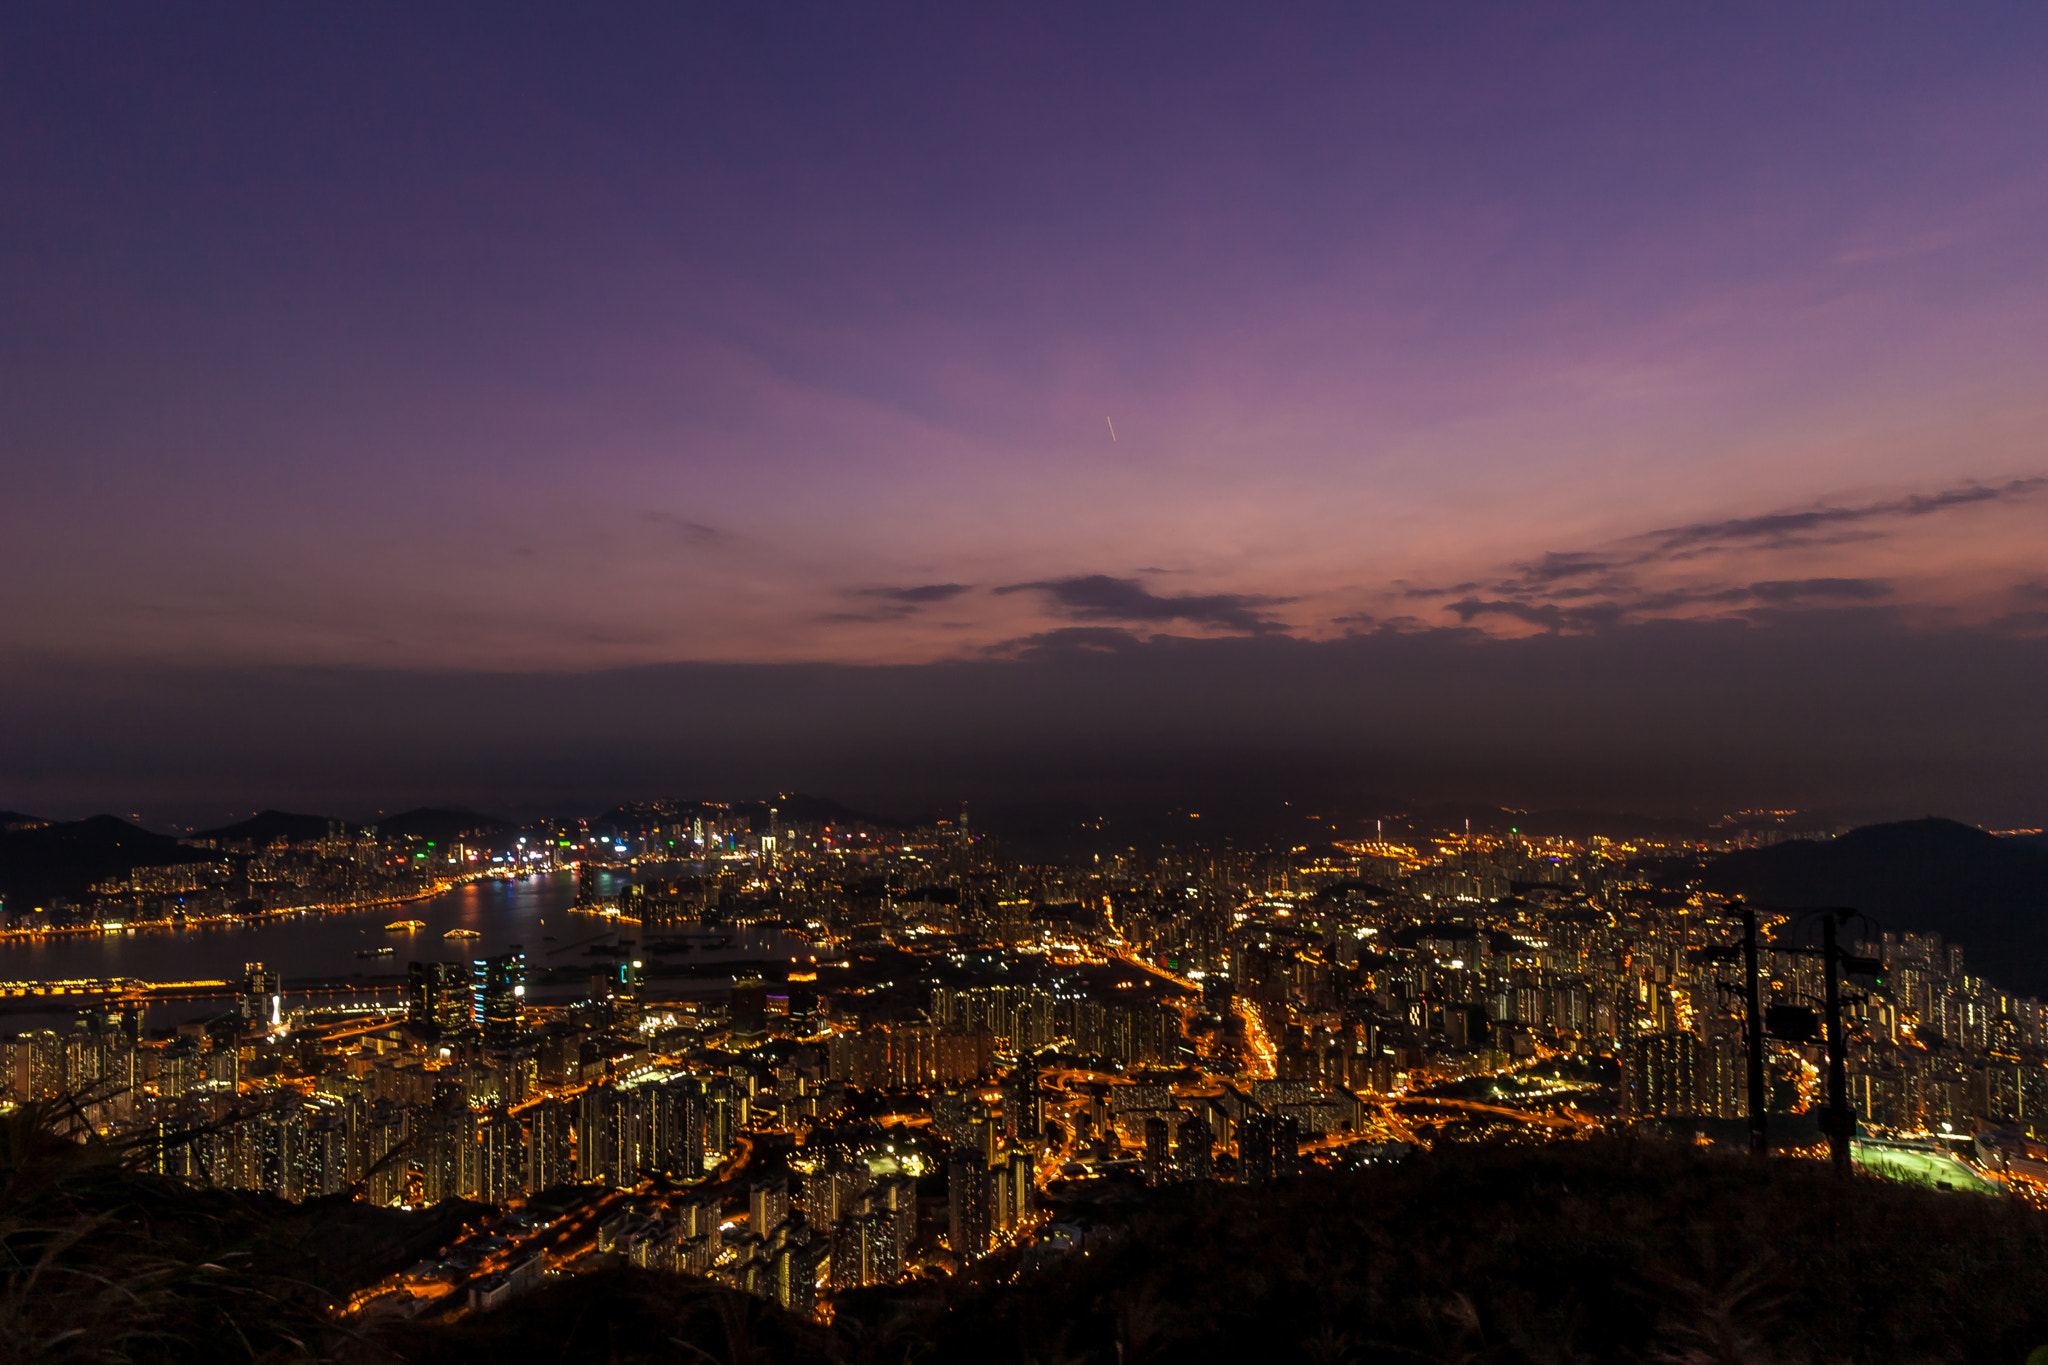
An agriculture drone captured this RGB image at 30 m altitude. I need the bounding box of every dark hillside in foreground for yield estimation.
[9,1122,2048,1365]
[1704,818,2048,993]
[373,1140,2048,1365]
[378,1266,838,1365]
[888,1141,2048,1365]
[0,1098,476,1362]
[0,814,216,909]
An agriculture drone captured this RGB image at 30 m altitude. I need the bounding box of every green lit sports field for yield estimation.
[1852,1141,2003,1195]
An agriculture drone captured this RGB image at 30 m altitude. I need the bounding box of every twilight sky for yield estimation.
[5,5,2048,823]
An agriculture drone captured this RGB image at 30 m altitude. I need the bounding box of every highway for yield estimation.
[1390,1094,1594,1131]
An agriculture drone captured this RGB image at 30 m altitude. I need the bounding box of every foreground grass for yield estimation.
[0,1098,353,1363]
[400,1140,2048,1365]
[8,1105,2044,1364]
[895,1138,2048,1365]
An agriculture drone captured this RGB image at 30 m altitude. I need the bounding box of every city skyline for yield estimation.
[5,789,2045,1350]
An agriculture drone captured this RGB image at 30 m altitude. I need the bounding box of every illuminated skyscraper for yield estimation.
[609,959,644,1031]
[730,973,767,1042]
[473,950,526,1044]
[240,963,281,1031]
[407,961,472,1033]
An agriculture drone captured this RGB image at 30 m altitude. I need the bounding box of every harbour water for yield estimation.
[0,872,583,985]
[0,871,798,1032]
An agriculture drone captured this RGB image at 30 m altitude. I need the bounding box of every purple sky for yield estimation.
[5,5,2048,820]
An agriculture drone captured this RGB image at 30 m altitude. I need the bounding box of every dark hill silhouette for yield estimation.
[597,793,910,832]
[731,792,912,830]
[1404,803,1719,841]
[374,806,510,844]
[195,809,338,845]
[594,793,911,834]
[0,815,216,909]
[1704,818,2048,994]
[0,810,47,830]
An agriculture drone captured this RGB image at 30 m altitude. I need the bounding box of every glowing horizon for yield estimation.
[5,7,2047,673]
[8,7,2048,823]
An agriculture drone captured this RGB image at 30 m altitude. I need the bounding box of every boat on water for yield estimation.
[356,946,396,958]
[385,920,426,932]
[444,927,481,939]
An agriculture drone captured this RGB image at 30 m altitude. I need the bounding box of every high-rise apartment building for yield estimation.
[948,1152,989,1262]
[524,1098,575,1194]
[750,1173,789,1237]
[1239,1109,1303,1184]
[1623,1031,1701,1116]
[1178,1113,1216,1179]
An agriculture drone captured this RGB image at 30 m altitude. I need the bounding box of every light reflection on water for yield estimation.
[0,872,796,1032]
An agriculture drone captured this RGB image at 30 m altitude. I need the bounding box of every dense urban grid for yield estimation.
[5,801,2046,1322]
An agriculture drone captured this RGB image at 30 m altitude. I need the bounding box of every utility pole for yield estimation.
[1706,903,1880,1171]
[1740,903,1768,1158]
[1703,902,1771,1157]
[1821,911,1851,1179]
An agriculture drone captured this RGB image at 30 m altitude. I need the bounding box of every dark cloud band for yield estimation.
[995,574,1289,633]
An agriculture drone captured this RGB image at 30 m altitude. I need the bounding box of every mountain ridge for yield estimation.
[373,806,511,844]
[195,809,340,845]
[1703,817,2048,994]
[0,815,218,910]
